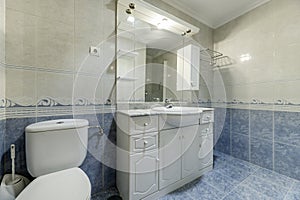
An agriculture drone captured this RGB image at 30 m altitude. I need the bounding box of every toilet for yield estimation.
[16,119,91,200]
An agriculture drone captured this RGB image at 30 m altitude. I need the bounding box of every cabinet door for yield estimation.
[199,133,214,170]
[159,129,181,189]
[130,151,158,200]
[181,125,201,178]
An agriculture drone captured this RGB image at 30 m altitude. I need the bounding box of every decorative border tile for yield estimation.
[2,104,116,119]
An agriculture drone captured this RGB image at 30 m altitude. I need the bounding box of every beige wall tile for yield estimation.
[98,75,115,104]
[213,0,300,104]
[36,71,73,106]
[74,0,116,74]
[6,9,74,70]
[274,80,300,105]
[5,68,36,106]
[248,82,275,104]
[0,2,5,63]
[6,0,74,25]
[0,66,5,100]
[73,74,101,105]
[273,44,300,81]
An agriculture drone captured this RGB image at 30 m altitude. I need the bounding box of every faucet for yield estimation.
[165,98,173,108]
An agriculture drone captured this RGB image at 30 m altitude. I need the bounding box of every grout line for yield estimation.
[224,184,272,200]
[283,180,296,200]
[220,166,261,200]
[250,172,295,190]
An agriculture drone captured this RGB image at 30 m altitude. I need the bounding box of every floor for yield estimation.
[92,187,119,200]
[93,151,300,200]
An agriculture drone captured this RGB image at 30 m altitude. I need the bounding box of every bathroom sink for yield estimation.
[151,107,203,115]
[151,107,203,127]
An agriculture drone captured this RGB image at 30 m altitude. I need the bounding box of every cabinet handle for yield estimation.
[144,123,149,126]
[156,158,160,162]
[144,141,148,145]
[206,128,209,132]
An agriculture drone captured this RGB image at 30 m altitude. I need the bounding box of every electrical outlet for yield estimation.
[89,46,100,57]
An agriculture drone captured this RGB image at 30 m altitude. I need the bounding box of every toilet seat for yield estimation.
[16,168,91,200]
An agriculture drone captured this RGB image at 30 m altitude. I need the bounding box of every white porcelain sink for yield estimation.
[151,107,203,127]
[151,107,203,115]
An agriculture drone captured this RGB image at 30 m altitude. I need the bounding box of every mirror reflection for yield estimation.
[117,0,202,103]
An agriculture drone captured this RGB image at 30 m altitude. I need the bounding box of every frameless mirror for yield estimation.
[117,0,201,104]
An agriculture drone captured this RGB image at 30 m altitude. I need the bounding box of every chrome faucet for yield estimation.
[165,98,173,108]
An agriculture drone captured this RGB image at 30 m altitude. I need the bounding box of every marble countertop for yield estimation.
[117,107,214,117]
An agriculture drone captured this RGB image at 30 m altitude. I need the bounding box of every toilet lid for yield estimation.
[16,168,91,200]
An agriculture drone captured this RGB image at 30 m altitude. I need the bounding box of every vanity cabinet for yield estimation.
[159,129,182,189]
[181,125,203,178]
[130,150,159,200]
[117,109,214,200]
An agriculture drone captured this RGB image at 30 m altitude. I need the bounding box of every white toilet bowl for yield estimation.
[15,168,91,200]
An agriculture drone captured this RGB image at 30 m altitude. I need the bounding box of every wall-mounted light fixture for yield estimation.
[125,3,136,24]
[119,0,199,36]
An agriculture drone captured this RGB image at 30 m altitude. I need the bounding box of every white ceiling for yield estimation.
[161,0,270,28]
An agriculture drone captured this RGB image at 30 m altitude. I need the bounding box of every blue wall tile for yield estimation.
[250,137,273,170]
[214,108,231,154]
[274,142,300,180]
[0,119,5,178]
[250,110,273,140]
[232,134,249,161]
[4,117,36,178]
[80,152,103,195]
[232,109,249,136]
[36,115,72,122]
[103,165,116,189]
[274,112,300,146]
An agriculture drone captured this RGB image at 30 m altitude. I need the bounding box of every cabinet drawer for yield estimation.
[200,111,214,124]
[199,123,213,136]
[130,115,158,134]
[130,132,158,153]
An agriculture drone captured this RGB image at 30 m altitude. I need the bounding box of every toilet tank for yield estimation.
[25,119,89,177]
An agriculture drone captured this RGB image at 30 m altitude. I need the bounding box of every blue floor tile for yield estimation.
[91,188,119,200]
[253,168,294,189]
[185,181,224,200]
[213,163,253,182]
[243,175,289,200]
[201,171,239,194]
[223,185,270,200]
[158,151,298,200]
[284,192,300,200]
[159,191,193,200]
[291,181,300,193]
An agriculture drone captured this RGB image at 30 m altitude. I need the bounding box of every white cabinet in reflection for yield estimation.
[177,44,200,91]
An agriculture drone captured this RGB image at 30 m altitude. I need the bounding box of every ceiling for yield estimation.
[161,0,270,28]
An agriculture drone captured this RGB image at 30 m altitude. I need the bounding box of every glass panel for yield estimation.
[117,1,202,105]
